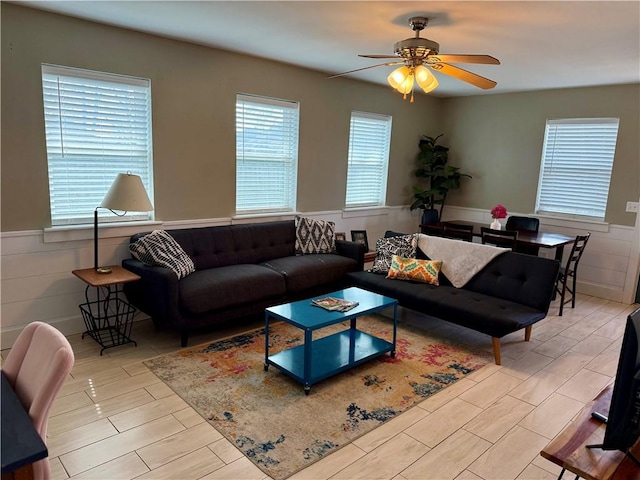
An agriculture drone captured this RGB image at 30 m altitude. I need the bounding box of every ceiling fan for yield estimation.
[328,16,500,101]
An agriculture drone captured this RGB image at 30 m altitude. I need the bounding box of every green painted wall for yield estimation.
[1,3,638,231]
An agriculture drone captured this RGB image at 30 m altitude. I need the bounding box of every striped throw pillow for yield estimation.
[129,230,195,279]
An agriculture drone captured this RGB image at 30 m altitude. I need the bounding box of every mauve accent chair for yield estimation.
[505,216,540,256]
[2,322,75,479]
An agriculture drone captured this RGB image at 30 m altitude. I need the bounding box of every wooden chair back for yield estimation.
[481,227,518,249]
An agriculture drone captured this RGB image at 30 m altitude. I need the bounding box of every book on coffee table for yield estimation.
[311,297,359,312]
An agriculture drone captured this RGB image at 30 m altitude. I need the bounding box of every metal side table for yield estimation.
[72,266,140,355]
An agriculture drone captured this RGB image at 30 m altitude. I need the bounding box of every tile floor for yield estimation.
[3,294,637,480]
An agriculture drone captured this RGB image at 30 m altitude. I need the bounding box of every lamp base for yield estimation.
[96,267,113,274]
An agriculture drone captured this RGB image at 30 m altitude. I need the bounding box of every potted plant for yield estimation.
[409,134,471,225]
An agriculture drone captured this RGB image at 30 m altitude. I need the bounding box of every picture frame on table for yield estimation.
[335,232,346,242]
[350,230,369,252]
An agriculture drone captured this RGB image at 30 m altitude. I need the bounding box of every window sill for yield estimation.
[231,212,297,224]
[43,220,163,243]
[342,206,390,218]
[535,214,609,233]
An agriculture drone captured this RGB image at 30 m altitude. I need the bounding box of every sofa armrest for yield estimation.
[336,240,365,271]
[121,258,182,327]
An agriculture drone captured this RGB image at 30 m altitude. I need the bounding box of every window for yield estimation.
[236,94,299,214]
[42,64,153,226]
[536,118,619,220]
[345,112,392,208]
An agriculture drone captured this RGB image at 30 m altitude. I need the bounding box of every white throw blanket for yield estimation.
[417,234,509,288]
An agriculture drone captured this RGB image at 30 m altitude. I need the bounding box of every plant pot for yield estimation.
[421,209,439,225]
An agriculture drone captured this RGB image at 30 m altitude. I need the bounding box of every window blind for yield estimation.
[42,64,153,225]
[345,112,392,207]
[236,94,299,213]
[536,118,619,220]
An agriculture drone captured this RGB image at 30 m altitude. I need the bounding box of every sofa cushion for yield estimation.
[464,251,560,312]
[387,255,442,285]
[155,221,296,270]
[371,234,417,274]
[179,264,286,315]
[295,216,335,255]
[261,254,356,293]
[129,230,195,279]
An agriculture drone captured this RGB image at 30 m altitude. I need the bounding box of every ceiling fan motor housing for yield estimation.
[394,37,440,59]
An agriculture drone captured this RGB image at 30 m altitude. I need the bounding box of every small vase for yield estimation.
[490,218,502,230]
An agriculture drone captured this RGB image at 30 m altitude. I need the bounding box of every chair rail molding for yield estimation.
[0,207,417,347]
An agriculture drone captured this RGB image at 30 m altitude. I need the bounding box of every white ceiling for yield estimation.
[16,0,640,97]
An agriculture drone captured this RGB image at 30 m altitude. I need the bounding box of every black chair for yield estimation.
[442,222,474,242]
[556,233,591,316]
[421,224,445,237]
[505,216,540,256]
[481,227,518,249]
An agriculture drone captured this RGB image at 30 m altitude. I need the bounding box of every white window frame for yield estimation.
[235,94,299,214]
[41,64,153,226]
[535,118,619,221]
[345,111,392,208]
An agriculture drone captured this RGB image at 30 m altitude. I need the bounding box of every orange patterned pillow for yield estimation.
[386,255,442,285]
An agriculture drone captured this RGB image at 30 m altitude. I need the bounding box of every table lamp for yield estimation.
[94,173,154,274]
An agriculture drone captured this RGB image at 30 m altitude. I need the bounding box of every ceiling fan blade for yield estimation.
[327,61,404,79]
[430,63,497,89]
[359,54,399,59]
[428,54,500,65]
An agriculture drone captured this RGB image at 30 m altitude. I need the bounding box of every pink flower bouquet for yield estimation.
[491,204,508,219]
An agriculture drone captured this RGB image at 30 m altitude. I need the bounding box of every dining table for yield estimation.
[420,219,576,264]
[1,371,48,480]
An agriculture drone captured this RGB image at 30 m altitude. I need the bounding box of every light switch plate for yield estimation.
[626,201,639,213]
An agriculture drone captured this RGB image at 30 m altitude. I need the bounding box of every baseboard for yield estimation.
[577,280,623,303]
[0,313,151,350]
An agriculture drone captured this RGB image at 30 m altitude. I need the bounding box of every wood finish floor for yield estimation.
[2,294,636,480]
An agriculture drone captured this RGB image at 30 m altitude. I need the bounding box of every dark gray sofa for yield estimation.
[122,220,364,346]
[346,234,560,364]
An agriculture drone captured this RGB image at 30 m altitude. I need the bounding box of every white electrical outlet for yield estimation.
[626,201,639,213]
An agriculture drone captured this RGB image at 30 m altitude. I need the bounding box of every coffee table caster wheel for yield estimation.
[304,386,310,395]
[264,364,269,371]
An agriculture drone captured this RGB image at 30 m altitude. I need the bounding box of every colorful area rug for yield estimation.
[144,315,490,480]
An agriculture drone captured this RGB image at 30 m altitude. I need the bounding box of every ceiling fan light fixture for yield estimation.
[415,65,439,93]
[387,66,414,95]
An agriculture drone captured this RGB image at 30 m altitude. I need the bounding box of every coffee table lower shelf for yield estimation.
[264,329,395,394]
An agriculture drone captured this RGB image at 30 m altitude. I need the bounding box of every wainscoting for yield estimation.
[1,206,637,347]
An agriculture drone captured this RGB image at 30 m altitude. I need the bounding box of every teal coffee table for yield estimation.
[264,287,398,394]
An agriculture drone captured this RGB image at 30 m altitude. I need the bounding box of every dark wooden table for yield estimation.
[1,371,48,479]
[420,220,576,263]
[540,384,640,480]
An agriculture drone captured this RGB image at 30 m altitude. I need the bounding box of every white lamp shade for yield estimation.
[387,66,414,94]
[415,66,439,93]
[100,173,153,212]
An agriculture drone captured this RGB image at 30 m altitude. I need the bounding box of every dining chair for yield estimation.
[505,216,540,255]
[481,227,518,249]
[556,233,591,316]
[421,224,445,237]
[442,222,474,242]
[2,322,75,479]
